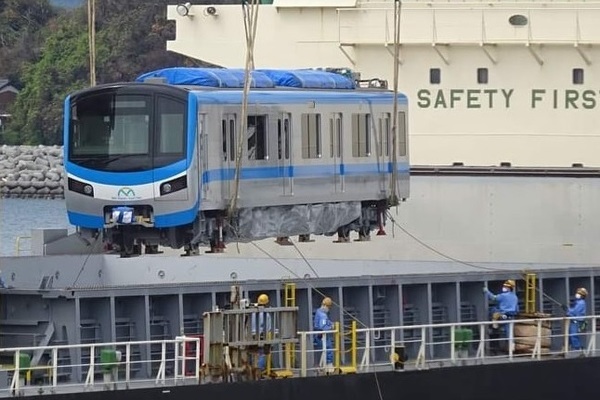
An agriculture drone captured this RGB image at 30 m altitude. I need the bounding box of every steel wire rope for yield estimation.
[389,0,402,206]
[229,0,260,216]
[69,233,102,288]
[224,223,375,329]
[87,0,96,86]
[385,211,574,311]
[242,237,385,400]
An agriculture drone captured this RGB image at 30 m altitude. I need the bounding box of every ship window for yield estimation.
[247,114,267,160]
[477,68,488,84]
[508,14,528,27]
[352,113,371,157]
[573,68,584,85]
[301,113,321,159]
[430,68,441,84]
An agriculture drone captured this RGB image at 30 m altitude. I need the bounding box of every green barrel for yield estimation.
[16,353,31,376]
[454,328,473,350]
[100,349,119,372]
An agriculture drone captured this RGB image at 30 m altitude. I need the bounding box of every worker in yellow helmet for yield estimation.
[483,280,519,350]
[566,287,588,351]
[313,297,334,372]
[251,293,272,373]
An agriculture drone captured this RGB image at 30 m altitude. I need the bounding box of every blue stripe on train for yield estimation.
[69,162,409,186]
[201,162,409,183]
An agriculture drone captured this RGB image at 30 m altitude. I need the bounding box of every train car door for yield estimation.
[330,113,344,193]
[221,113,237,200]
[278,113,293,195]
[198,113,208,200]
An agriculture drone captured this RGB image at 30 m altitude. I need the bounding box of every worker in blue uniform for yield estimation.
[313,297,334,372]
[251,293,272,373]
[484,280,519,350]
[565,287,587,351]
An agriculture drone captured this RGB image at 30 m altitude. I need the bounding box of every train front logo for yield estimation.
[116,187,136,199]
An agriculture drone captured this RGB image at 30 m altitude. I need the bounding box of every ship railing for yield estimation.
[0,336,201,397]
[344,314,599,373]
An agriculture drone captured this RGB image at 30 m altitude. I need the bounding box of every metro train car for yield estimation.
[63,68,409,256]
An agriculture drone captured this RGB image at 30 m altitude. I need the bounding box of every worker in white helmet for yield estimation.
[566,287,588,351]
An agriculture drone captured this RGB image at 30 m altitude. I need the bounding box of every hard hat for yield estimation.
[576,288,588,297]
[322,297,333,307]
[257,294,269,305]
[503,280,516,289]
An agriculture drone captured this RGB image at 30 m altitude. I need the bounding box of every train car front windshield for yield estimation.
[68,87,187,172]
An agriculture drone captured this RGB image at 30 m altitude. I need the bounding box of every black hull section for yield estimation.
[21,356,598,400]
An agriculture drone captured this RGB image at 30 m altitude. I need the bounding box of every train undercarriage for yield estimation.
[100,200,390,257]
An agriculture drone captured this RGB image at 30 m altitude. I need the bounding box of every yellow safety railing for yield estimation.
[525,273,537,314]
[340,320,357,374]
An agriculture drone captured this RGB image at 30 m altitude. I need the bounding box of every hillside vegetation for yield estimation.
[0,0,235,145]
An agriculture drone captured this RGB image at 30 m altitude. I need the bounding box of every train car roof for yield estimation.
[136,67,357,90]
[189,88,407,105]
[67,81,407,105]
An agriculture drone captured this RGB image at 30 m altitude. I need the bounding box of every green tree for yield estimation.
[4,9,88,144]
[0,0,55,85]
[3,0,199,145]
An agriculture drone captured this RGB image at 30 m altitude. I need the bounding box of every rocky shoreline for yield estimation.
[0,145,65,199]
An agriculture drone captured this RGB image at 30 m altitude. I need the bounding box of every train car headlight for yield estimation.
[68,178,94,197]
[160,175,187,196]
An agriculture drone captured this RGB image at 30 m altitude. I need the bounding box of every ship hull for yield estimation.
[20,356,598,400]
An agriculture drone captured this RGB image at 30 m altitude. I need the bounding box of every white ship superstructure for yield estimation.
[167,0,600,167]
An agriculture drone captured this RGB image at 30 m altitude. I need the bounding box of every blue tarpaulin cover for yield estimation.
[136,68,275,88]
[258,69,355,89]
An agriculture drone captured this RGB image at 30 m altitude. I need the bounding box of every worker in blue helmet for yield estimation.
[566,288,588,351]
[313,297,334,372]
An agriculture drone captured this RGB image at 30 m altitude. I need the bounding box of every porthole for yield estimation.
[509,14,528,27]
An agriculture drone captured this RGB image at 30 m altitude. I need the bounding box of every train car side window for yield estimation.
[352,113,371,157]
[329,113,342,158]
[398,111,407,157]
[222,119,228,161]
[284,118,290,159]
[278,113,291,160]
[379,113,390,157]
[229,118,236,161]
[248,115,267,160]
[301,113,321,159]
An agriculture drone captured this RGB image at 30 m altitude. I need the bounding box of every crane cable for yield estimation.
[229,0,260,217]
[389,0,402,205]
[385,210,573,310]
[87,0,96,86]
